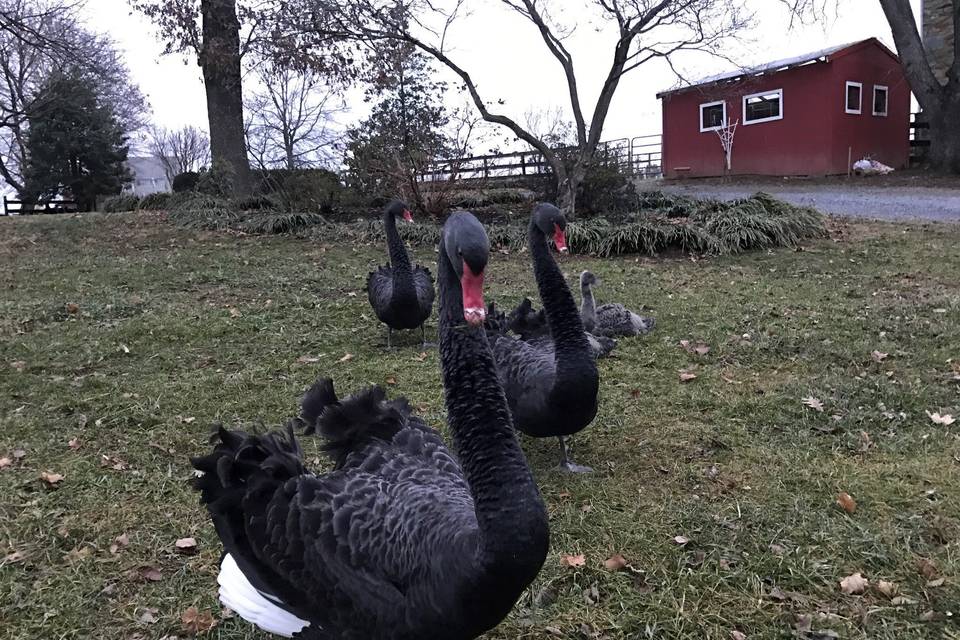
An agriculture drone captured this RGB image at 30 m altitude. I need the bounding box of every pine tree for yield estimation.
[23,70,131,211]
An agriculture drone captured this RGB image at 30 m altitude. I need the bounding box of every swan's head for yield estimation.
[442,211,490,326]
[580,270,597,287]
[386,199,414,222]
[532,203,568,253]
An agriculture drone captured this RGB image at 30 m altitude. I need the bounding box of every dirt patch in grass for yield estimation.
[1,211,959,639]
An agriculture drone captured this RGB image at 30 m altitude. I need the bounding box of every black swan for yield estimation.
[486,203,600,472]
[366,200,435,348]
[191,211,548,640]
[505,297,617,359]
[579,270,656,337]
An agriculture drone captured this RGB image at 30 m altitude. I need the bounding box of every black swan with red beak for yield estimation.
[486,203,600,472]
[366,200,435,348]
[191,211,548,640]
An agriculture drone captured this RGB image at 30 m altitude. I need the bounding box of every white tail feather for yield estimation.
[217,554,310,638]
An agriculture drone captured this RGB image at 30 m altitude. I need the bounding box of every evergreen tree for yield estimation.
[23,71,131,211]
[345,37,453,206]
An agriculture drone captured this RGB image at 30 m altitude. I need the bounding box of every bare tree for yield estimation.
[148,125,211,182]
[245,64,344,170]
[285,0,748,216]
[0,0,147,193]
[786,0,960,173]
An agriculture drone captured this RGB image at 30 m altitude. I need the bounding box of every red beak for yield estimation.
[553,224,568,253]
[403,210,414,222]
[460,261,485,326]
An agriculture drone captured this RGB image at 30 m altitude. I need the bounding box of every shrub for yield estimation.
[172,171,200,193]
[138,192,172,210]
[101,194,140,212]
[196,162,236,197]
[232,194,279,211]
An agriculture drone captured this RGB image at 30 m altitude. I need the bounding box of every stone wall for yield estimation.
[923,0,955,83]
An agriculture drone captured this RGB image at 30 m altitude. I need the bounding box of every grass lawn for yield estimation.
[1,211,959,639]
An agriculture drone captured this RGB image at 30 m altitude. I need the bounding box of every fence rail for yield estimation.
[3,197,79,216]
[418,134,662,183]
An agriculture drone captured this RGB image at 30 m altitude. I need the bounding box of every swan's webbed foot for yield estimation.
[557,437,593,473]
[420,324,436,349]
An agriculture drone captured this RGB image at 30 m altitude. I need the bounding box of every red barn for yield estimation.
[657,38,911,178]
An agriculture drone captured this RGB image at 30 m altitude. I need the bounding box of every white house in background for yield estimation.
[123,156,170,195]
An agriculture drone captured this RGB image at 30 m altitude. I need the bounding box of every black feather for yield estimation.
[314,385,408,469]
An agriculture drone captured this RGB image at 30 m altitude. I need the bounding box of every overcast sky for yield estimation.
[86,0,916,155]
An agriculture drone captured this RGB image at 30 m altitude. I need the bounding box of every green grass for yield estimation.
[1,212,959,639]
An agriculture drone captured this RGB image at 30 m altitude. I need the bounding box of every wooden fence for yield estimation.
[418,134,662,183]
[3,197,79,215]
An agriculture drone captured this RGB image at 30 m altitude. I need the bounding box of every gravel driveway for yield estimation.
[660,182,960,222]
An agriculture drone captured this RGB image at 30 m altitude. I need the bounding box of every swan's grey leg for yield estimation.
[386,326,393,350]
[557,436,593,473]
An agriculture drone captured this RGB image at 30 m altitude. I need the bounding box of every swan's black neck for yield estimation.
[437,248,546,564]
[384,210,414,291]
[580,280,597,331]
[528,221,595,389]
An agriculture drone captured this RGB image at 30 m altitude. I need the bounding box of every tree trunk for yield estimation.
[927,99,960,172]
[200,0,250,193]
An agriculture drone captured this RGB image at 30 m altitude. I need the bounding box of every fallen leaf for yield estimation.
[876,580,898,597]
[137,608,159,625]
[560,554,586,568]
[926,410,955,426]
[694,344,711,356]
[68,437,81,450]
[10,360,25,372]
[40,471,64,487]
[12,449,25,460]
[385,376,397,385]
[100,455,129,471]
[672,535,690,546]
[629,388,642,399]
[603,554,627,571]
[65,302,80,314]
[228,307,241,318]
[136,566,163,582]
[836,492,857,514]
[730,632,747,640]
[919,610,939,622]
[871,350,888,362]
[0,457,10,469]
[926,577,945,588]
[4,550,26,563]
[769,543,787,556]
[840,572,869,595]
[175,537,198,554]
[891,595,917,606]
[109,533,130,555]
[413,352,428,362]
[338,353,354,363]
[917,558,939,579]
[802,396,825,412]
[678,370,697,383]
[181,606,218,635]
[296,355,320,364]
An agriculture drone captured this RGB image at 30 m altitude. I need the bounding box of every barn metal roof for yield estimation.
[656,38,897,98]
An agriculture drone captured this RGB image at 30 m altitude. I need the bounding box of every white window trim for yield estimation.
[872,84,889,116]
[845,81,863,114]
[742,88,783,125]
[699,100,726,132]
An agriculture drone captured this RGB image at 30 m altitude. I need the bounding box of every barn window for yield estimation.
[873,85,888,116]
[845,81,862,114]
[742,89,782,125]
[699,101,726,132]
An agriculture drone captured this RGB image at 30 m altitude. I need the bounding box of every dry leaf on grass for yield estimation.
[10,360,25,372]
[672,535,690,546]
[4,550,26,563]
[385,376,397,385]
[0,457,11,470]
[413,352,428,362]
[68,437,81,450]
[100,455,129,471]
[603,554,627,571]
[181,606,218,635]
[839,572,869,594]
[175,537,198,554]
[135,566,163,582]
[338,353,354,363]
[836,492,857,514]
[926,577,945,588]
[926,411,955,426]
[228,307,241,318]
[65,302,80,314]
[802,396,825,412]
[137,608,159,625]
[876,580,898,597]
[891,595,917,606]
[110,533,129,555]
[296,355,321,364]
[12,448,25,460]
[730,631,747,640]
[871,350,888,362]
[40,471,64,487]
[678,371,697,383]
[917,558,939,579]
[560,554,586,568]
